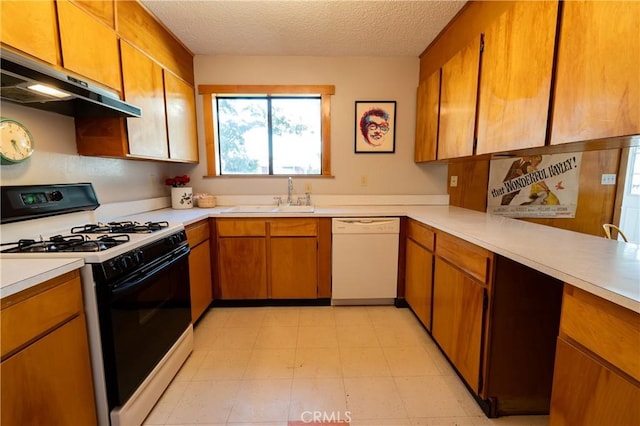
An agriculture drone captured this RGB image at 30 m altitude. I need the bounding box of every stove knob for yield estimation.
[120,255,132,270]
[49,190,63,201]
[133,250,143,264]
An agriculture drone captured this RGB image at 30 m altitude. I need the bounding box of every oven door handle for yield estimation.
[110,247,189,296]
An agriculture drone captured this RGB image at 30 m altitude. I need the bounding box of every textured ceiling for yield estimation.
[140,0,467,57]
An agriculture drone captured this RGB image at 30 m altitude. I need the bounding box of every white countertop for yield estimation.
[2,203,638,314]
[0,257,85,299]
[123,204,640,313]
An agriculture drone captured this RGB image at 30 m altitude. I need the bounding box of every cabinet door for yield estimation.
[57,0,121,91]
[550,337,640,426]
[405,238,433,330]
[414,70,440,162]
[550,1,640,145]
[1,316,97,425]
[437,36,481,160]
[189,240,213,321]
[218,237,267,299]
[271,237,318,299]
[432,257,485,392]
[476,1,559,154]
[165,71,199,162]
[0,0,59,65]
[120,41,169,159]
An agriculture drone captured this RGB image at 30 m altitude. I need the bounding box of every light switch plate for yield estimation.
[450,175,458,187]
[601,174,616,185]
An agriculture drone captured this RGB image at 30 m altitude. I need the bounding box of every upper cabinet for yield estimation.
[550,1,640,145]
[120,41,169,159]
[165,71,199,162]
[414,70,440,162]
[416,1,639,162]
[57,0,121,92]
[0,0,59,65]
[437,36,481,160]
[476,1,559,154]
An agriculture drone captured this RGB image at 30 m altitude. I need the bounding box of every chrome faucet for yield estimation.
[287,176,294,205]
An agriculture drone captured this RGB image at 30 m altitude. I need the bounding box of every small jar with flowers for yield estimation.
[166,175,193,209]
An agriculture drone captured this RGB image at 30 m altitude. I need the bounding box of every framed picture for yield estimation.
[354,101,396,153]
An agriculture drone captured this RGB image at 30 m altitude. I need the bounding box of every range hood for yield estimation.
[0,49,141,118]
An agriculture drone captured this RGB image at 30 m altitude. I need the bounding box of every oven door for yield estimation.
[96,245,191,409]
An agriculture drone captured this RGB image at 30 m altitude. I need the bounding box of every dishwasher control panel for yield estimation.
[332,217,400,234]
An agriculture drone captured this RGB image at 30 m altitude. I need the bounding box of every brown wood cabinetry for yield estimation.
[217,219,268,299]
[215,218,330,300]
[404,219,434,329]
[186,220,213,322]
[437,36,481,160]
[476,1,559,154]
[432,232,490,393]
[0,270,97,425]
[432,254,487,393]
[414,70,440,162]
[121,40,169,159]
[165,71,199,162]
[550,1,640,145]
[0,0,59,65]
[550,285,640,425]
[57,0,121,91]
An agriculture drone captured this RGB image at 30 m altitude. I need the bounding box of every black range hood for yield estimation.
[0,49,141,118]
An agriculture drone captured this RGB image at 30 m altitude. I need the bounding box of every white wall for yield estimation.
[171,55,448,197]
[0,102,171,204]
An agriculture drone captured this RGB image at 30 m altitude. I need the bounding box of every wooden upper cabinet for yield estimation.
[0,0,59,65]
[476,1,559,154]
[415,70,441,162]
[550,1,640,145]
[70,0,115,28]
[437,36,481,160]
[120,41,169,159]
[165,71,199,162]
[57,0,121,91]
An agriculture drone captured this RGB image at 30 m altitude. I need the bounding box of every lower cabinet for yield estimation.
[186,220,214,321]
[0,270,97,425]
[215,218,329,300]
[432,256,486,392]
[404,219,435,329]
[549,285,640,425]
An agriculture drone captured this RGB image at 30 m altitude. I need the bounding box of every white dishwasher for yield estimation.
[331,217,400,305]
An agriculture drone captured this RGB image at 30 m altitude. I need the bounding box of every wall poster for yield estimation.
[487,152,582,218]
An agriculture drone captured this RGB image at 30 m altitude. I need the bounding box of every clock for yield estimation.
[0,117,35,164]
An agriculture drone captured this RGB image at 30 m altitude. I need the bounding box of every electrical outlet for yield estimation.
[450,175,458,187]
[304,183,312,193]
[601,174,616,185]
[360,175,368,186]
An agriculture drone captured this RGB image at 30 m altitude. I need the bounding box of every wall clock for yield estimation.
[0,117,35,164]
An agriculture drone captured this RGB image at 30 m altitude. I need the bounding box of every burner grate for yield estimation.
[71,221,169,234]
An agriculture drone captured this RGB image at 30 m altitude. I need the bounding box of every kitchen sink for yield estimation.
[224,205,278,213]
[224,205,315,213]
[274,205,314,213]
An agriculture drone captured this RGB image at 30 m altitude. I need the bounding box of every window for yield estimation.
[198,85,335,176]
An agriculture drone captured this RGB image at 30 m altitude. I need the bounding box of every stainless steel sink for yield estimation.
[224,205,277,213]
[274,205,314,213]
[224,204,314,213]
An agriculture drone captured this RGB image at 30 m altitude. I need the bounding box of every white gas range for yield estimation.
[1,183,194,426]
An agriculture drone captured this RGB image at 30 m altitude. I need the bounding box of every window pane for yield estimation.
[272,98,322,175]
[217,98,268,174]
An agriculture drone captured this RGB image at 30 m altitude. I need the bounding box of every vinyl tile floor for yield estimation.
[143,306,549,426]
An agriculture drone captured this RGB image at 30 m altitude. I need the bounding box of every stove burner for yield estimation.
[0,234,131,253]
[70,221,169,234]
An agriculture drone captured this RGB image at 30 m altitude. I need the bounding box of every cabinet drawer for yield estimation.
[269,219,318,236]
[407,219,434,251]
[560,285,640,382]
[186,219,210,247]
[436,232,491,283]
[1,271,83,359]
[217,219,266,237]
